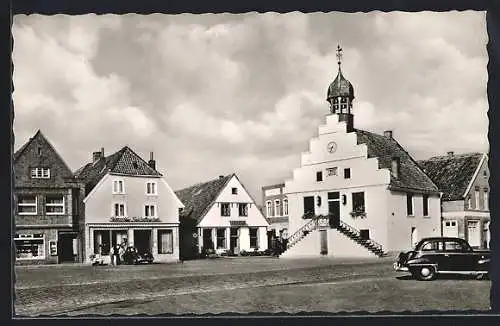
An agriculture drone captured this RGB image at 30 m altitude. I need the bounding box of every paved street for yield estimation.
[14,256,490,316]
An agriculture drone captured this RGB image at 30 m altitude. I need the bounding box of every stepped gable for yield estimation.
[75,146,161,195]
[175,174,234,223]
[355,129,439,194]
[417,152,484,201]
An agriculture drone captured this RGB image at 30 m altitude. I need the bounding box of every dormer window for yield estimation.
[31,168,50,179]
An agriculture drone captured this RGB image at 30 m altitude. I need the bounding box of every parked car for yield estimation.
[122,246,154,265]
[394,237,490,281]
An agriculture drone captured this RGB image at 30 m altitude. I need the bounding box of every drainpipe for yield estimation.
[439,192,444,237]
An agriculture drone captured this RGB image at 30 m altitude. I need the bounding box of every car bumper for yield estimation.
[393,262,408,272]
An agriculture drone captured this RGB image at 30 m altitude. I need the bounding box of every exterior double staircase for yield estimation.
[282,214,386,257]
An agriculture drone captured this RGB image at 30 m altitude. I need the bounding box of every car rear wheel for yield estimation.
[415,266,436,281]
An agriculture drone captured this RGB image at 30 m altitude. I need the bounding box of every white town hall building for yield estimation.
[280,46,442,258]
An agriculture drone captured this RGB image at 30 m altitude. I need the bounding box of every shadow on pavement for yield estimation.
[396,274,490,281]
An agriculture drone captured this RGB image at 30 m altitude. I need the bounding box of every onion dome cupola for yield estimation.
[327,44,355,115]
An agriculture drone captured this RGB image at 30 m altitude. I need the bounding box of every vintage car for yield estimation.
[122,246,154,265]
[393,237,490,281]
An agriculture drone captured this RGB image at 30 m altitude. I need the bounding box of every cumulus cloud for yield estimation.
[12,12,488,203]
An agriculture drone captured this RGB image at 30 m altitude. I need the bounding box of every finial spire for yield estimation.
[336,44,343,68]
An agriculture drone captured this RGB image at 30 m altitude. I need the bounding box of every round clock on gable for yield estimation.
[327,141,337,153]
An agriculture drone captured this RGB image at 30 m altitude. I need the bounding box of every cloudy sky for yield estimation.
[12,12,488,203]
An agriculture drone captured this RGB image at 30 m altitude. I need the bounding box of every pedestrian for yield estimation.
[112,244,120,266]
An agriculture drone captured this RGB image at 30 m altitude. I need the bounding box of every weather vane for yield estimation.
[336,44,343,66]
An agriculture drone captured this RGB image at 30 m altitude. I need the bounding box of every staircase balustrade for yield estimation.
[282,213,385,257]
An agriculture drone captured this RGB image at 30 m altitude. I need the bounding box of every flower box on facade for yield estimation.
[109,216,161,223]
[349,210,367,219]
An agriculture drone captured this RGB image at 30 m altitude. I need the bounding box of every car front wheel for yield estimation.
[414,266,437,281]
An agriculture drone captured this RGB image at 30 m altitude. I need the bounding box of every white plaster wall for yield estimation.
[280,228,376,259]
[386,191,441,252]
[85,174,182,224]
[198,176,269,228]
[286,185,389,248]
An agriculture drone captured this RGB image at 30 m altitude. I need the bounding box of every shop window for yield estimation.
[15,233,45,260]
[93,230,111,255]
[158,230,174,254]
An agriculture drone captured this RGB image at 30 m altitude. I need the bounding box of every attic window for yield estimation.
[37,147,42,156]
[132,162,138,169]
[231,187,238,195]
[483,171,488,179]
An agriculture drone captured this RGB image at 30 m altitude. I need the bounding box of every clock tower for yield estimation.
[326,44,355,132]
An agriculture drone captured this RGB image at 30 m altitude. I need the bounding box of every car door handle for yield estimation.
[444,254,450,257]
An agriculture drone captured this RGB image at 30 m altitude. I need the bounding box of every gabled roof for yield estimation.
[174,174,234,223]
[14,130,74,179]
[13,129,73,175]
[417,152,484,201]
[75,146,161,195]
[355,129,439,194]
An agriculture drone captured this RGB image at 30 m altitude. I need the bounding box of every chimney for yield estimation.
[219,175,225,180]
[101,147,105,156]
[391,156,400,179]
[447,151,454,158]
[92,151,102,163]
[148,151,156,170]
[384,130,393,139]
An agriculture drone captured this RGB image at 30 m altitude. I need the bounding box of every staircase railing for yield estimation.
[286,214,329,249]
[283,213,384,255]
[337,219,384,252]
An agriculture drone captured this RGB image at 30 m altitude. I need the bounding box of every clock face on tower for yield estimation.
[327,141,337,153]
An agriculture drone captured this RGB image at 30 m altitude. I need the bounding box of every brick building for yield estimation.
[14,130,85,264]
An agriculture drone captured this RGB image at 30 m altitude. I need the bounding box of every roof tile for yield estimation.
[418,153,483,201]
[355,129,439,194]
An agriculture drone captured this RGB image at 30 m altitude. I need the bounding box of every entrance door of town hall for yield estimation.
[328,192,340,227]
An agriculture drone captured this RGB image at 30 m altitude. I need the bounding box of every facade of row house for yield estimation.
[261,183,289,248]
[280,47,442,259]
[175,174,269,260]
[75,146,184,264]
[14,131,85,264]
[418,152,490,249]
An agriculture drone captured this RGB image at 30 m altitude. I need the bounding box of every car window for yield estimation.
[444,240,467,252]
[421,241,442,251]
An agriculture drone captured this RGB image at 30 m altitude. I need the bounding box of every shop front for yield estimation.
[86,222,179,264]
